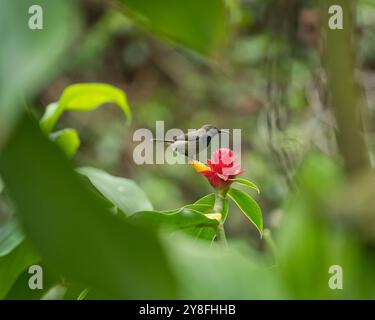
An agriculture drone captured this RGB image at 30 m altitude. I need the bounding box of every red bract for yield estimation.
[200,148,244,190]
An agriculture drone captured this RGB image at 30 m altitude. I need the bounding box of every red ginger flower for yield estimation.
[190,148,244,191]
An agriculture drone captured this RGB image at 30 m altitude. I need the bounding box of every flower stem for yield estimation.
[216,223,227,247]
[213,191,224,212]
[213,191,228,247]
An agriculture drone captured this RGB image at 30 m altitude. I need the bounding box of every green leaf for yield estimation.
[117,0,227,55]
[5,264,60,300]
[233,178,260,194]
[40,83,131,133]
[227,188,263,236]
[130,200,220,242]
[0,240,40,299]
[0,0,79,148]
[77,166,153,216]
[63,284,87,300]
[49,129,80,158]
[0,176,3,194]
[183,203,213,214]
[191,194,229,241]
[184,226,217,242]
[276,153,374,299]
[64,286,112,300]
[77,288,90,300]
[131,207,218,231]
[0,217,25,257]
[163,233,283,299]
[0,115,177,299]
[194,193,215,206]
[194,193,229,222]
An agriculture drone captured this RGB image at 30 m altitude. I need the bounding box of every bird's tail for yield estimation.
[151,138,174,143]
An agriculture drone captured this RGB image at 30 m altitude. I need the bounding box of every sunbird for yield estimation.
[153,124,229,159]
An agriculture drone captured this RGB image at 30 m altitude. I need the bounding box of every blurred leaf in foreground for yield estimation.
[5,264,59,300]
[163,233,284,299]
[0,0,79,147]
[0,217,24,257]
[117,0,227,55]
[277,153,375,299]
[0,115,176,299]
[0,240,39,299]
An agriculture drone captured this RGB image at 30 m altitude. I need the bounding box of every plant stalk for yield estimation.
[213,191,228,247]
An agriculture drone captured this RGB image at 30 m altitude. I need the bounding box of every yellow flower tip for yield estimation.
[205,213,222,221]
[188,160,210,173]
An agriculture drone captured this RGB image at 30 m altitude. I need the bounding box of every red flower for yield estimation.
[191,148,244,191]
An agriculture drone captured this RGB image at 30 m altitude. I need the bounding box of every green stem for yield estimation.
[213,191,224,212]
[216,223,227,247]
[213,191,228,247]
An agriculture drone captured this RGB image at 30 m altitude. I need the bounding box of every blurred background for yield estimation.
[2,0,375,300]
[29,0,375,246]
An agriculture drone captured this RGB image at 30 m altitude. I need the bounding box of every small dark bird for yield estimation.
[153,124,229,159]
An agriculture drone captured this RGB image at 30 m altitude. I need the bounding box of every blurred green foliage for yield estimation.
[0,115,177,299]
[1,0,375,300]
[0,0,79,147]
[118,0,227,54]
[49,129,81,158]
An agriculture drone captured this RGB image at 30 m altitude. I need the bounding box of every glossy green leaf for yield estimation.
[194,193,229,222]
[183,204,212,214]
[130,200,220,242]
[227,188,263,236]
[194,193,215,206]
[49,129,80,158]
[233,178,260,194]
[0,217,25,257]
[117,0,227,54]
[131,207,218,231]
[0,0,79,148]
[40,83,131,133]
[0,240,40,299]
[78,167,153,216]
[0,115,177,299]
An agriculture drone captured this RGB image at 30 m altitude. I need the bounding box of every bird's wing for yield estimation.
[174,130,202,142]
